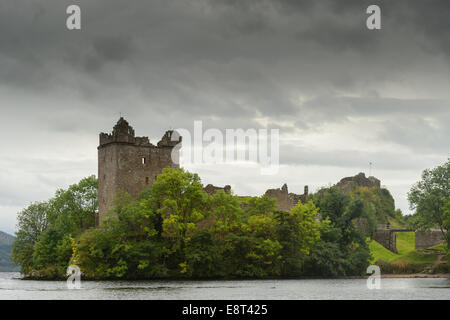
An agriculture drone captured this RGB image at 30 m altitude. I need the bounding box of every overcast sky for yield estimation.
[0,0,449,234]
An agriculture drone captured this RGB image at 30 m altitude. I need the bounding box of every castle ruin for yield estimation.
[336,172,381,193]
[98,118,181,223]
[264,184,309,211]
[96,119,444,252]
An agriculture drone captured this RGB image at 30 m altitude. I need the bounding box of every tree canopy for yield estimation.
[12,169,378,279]
[408,159,450,238]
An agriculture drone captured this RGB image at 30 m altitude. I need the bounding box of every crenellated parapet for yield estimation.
[99,118,157,148]
[99,117,136,146]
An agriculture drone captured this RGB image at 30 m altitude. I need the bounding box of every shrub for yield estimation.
[375,259,423,274]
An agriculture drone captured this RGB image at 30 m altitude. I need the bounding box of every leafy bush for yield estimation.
[375,259,423,274]
[13,169,376,279]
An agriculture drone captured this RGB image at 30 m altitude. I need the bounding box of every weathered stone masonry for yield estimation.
[264,183,309,211]
[373,229,398,253]
[98,118,181,223]
[415,229,445,250]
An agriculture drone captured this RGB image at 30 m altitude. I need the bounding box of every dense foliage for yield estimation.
[347,185,401,225]
[302,187,373,277]
[11,176,97,278]
[12,169,378,279]
[407,159,450,250]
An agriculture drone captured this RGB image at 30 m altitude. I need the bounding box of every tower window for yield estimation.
[142,157,146,165]
[145,177,149,185]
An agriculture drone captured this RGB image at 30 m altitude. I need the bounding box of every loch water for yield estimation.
[0,272,449,300]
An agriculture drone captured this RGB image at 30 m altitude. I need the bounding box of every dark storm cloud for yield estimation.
[0,0,448,145]
[0,0,449,231]
[1,0,449,111]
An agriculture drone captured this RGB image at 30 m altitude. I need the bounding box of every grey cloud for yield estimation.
[0,0,449,231]
[301,96,450,119]
[379,117,450,154]
[279,144,445,171]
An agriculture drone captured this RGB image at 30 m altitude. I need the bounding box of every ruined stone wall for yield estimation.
[204,184,231,195]
[415,229,444,249]
[336,172,380,193]
[373,229,397,253]
[98,144,119,222]
[264,184,308,211]
[265,184,291,211]
[98,118,180,223]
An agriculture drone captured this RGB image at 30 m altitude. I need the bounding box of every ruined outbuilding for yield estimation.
[336,172,380,193]
[264,184,309,211]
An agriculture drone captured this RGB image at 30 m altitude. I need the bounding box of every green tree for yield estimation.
[11,202,49,274]
[243,195,276,217]
[75,192,167,279]
[12,176,98,276]
[408,159,450,237]
[184,230,220,278]
[310,187,371,276]
[148,168,208,274]
[443,196,450,251]
[209,190,243,238]
[48,175,98,234]
[349,186,397,225]
[275,200,324,276]
[32,228,62,271]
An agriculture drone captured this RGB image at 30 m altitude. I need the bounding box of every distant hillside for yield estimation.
[0,231,15,245]
[0,231,17,271]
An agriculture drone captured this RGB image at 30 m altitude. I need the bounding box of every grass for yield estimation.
[395,232,415,255]
[369,232,415,263]
[427,243,447,254]
[369,239,398,263]
[369,231,443,270]
[391,250,438,265]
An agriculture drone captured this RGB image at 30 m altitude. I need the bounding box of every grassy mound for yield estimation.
[395,232,415,255]
[369,232,446,274]
[369,239,397,263]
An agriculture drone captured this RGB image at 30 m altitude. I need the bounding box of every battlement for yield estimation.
[99,117,154,147]
[99,118,182,150]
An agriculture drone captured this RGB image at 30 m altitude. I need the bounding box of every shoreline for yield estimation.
[345,273,450,279]
[4,272,449,281]
[381,273,450,278]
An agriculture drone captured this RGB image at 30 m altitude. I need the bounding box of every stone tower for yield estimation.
[98,118,181,223]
